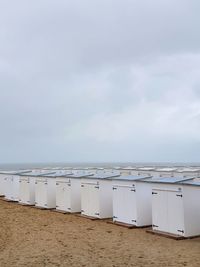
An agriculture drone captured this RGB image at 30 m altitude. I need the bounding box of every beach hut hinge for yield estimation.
[177,229,184,233]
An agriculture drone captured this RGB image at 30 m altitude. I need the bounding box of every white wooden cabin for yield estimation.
[71,168,89,175]
[63,166,73,171]
[86,167,105,174]
[119,167,137,176]
[3,170,31,201]
[149,176,200,238]
[56,173,93,213]
[96,168,106,174]
[104,166,116,173]
[152,167,178,178]
[175,168,200,178]
[137,167,156,177]
[113,166,122,171]
[112,175,153,226]
[19,171,55,205]
[35,170,68,209]
[0,171,13,196]
[81,173,120,219]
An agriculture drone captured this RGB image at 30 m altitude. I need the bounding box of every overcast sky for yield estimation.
[0,0,200,163]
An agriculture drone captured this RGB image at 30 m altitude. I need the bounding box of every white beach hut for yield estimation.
[86,167,105,174]
[119,167,137,176]
[103,167,116,173]
[175,167,200,178]
[0,171,12,196]
[153,167,178,177]
[113,166,122,171]
[18,171,55,205]
[56,173,93,213]
[81,173,121,219]
[35,170,69,209]
[63,166,73,171]
[137,167,156,176]
[96,168,106,174]
[34,171,69,209]
[149,176,200,238]
[3,170,31,201]
[71,168,89,175]
[112,175,153,227]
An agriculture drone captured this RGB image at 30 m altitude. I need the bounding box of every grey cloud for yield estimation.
[0,1,200,163]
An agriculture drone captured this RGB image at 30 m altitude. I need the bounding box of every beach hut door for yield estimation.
[90,184,100,217]
[56,181,71,211]
[81,183,90,216]
[56,182,65,210]
[81,183,99,217]
[35,180,48,207]
[113,185,137,225]
[152,190,168,232]
[4,176,12,199]
[12,176,20,201]
[19,179,30,202]
[63,182,71,211]
[152,189,184,235]
[168,191,184,236]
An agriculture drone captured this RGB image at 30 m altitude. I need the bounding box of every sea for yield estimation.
[0,162,199,171]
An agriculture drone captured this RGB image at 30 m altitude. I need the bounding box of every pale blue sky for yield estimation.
[0,0,200,163]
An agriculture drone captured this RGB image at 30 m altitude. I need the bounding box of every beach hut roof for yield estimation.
[40,170,73,177]
[85,173,121,179]
[65,173,94,178]
[19,171,56,177]
[137,167,155,171]
[177,168,200,173]
[155,167,178,172]
[121,166,137,170]
[143,176,194,184]
[0,170,31,175]
[179,177,200,186]
[113,166,122,170]
[112,175,152,181]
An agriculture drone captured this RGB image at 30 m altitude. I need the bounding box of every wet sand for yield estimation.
[0,199,200,267]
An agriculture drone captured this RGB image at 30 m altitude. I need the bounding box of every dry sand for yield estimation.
[0,199,200,267]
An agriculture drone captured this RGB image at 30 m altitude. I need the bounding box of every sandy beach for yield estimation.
[0,199,200,267]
